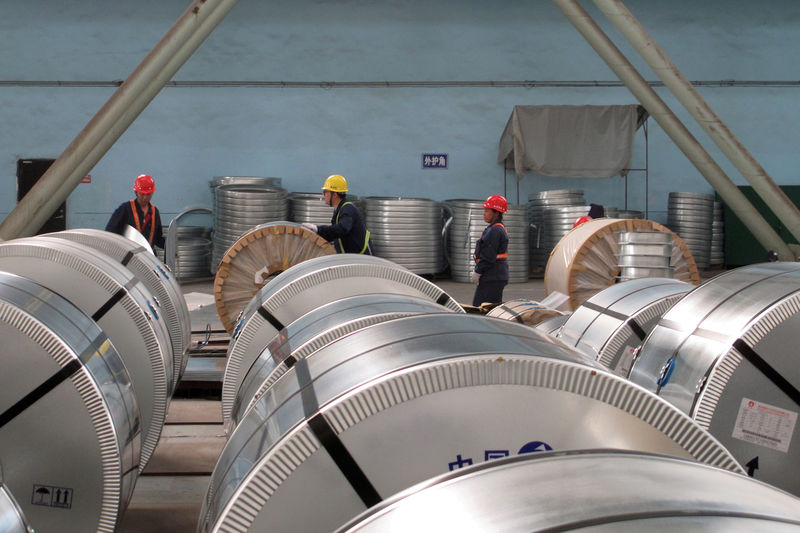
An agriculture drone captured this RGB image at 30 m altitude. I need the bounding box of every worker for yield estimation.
[105,174,165,249]
[573,203,605,228]
[302,174,372,255]
[471,194,509,307]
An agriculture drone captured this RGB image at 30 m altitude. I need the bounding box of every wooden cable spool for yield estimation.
[214,222,335,333]
[544,218,699,311]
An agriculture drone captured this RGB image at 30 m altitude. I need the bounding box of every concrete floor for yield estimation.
[117,276,548,532]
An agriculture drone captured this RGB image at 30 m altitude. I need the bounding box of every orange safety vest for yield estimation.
[474,222,508,262]
[130,199,156,245]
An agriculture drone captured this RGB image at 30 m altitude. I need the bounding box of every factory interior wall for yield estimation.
[0,0,798,229]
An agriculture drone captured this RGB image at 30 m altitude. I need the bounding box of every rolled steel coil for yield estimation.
[630,261,800,496]
[213,222,336,334]
[545,218,700,311]
[0,237,172,471]
[364,197,445,275]
[209,176,282,189]
[45,228,191,387]
[200,313,742,533]
[230,293,457,427]
[485,298,566,327]
[616,231,673,281]
[211,184,289,272]
[220,254,463,424]
[0,477,29,533]
[0,271,139,533]
[617,209,644,219]
[557,277,693,376]
[711,200,725,266]
[337,451,800,533]
[534,314,570,336]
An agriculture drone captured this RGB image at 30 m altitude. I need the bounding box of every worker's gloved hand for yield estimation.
[301,222,318,233]
[470,271,481,284]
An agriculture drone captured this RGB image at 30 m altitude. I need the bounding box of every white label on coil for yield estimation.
[616,346,637,377]
[732,398,797,453]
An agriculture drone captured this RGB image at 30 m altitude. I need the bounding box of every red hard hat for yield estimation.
[483,194,508,213]
[133,174,155,194]
[573,215,593,228]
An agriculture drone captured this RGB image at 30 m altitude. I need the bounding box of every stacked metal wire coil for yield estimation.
[172,225,212,278]
[616,231,673,281]
[667,192,714,269]
[503,203,531,282]
[211,183,289,272]
[364,197,445,275]
[289,192,334,225]
[528,189,586,275]
[711,199,725,266]
[617,209,645,219]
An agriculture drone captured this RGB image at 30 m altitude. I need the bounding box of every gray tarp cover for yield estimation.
[498,104,641,179]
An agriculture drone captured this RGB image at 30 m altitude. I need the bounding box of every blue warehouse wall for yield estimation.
[1,0,798,229]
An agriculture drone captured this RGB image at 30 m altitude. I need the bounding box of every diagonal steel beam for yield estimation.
[553,0,793,260]
[0,0,240,240]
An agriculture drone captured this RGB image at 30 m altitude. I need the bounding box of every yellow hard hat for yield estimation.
[322,174,348,193]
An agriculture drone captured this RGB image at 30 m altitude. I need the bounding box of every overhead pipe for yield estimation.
[552,0,794,260]
[594,0,800,248]
[0,0,240,241]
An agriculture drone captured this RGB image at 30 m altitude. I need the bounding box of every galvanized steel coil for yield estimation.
[616,230,673,281]
[337,451,800,533]
[0,237,172,471]
[545,218,700,311]
[201,313,742,533]
[0,271,139,533]
[211,184,289,272]
[289,192,335,225]
[557,277,693,376]
[485,298,566,327]
[364,197,445,275]
[0,476,29,533]
[46,228,191,387]
[213,222,336,334]
[630,261,800,496]
[711,200,725,266]
[220,254,463,424]
[165,206,213,280]
[230,293,457,427]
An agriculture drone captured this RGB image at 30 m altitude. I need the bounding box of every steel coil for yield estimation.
[528,190,586,276]
[337,451,800,533]
[289,192,335,226]
[220,254,463,424]
[0,476,29,533]
[0,271,139,532]
[46,228,191,386]
[200,313,742,533]
[667,192,714,269]
[0,237,172,471]
[630,261,800,496]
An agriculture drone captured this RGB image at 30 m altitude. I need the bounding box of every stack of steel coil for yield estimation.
[211,182,288,272]
[617,209,645,219]
[288,192,334,225]
[173,225,212,278]
[527,190,585,276]
[711,200,725,266]
[667,192,713,269]
[443,199,485,282]
[504,203,531,283]
[364,197,445,275]
[616,231,673,281]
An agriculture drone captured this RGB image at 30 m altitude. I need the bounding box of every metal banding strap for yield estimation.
[0,359,82,430]
[581,301,648,342]
[257,306,285,331]
[121,251,134,266]
[294,358,382,507]
[733,338,800,408]
[498,304,524,324]
[436,293,451,307]
[92,288,126,322]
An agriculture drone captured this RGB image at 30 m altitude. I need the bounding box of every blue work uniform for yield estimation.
[105,199,165,248]
[316,201,373,255]
[472,222,509,306]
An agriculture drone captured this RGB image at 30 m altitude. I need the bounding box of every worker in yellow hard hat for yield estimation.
[302,174,372,254]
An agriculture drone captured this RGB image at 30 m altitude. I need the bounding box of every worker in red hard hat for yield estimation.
[471,194,509,307]
[105,174,165,249]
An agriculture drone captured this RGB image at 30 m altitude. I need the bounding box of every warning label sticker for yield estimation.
[732,398,797,453]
